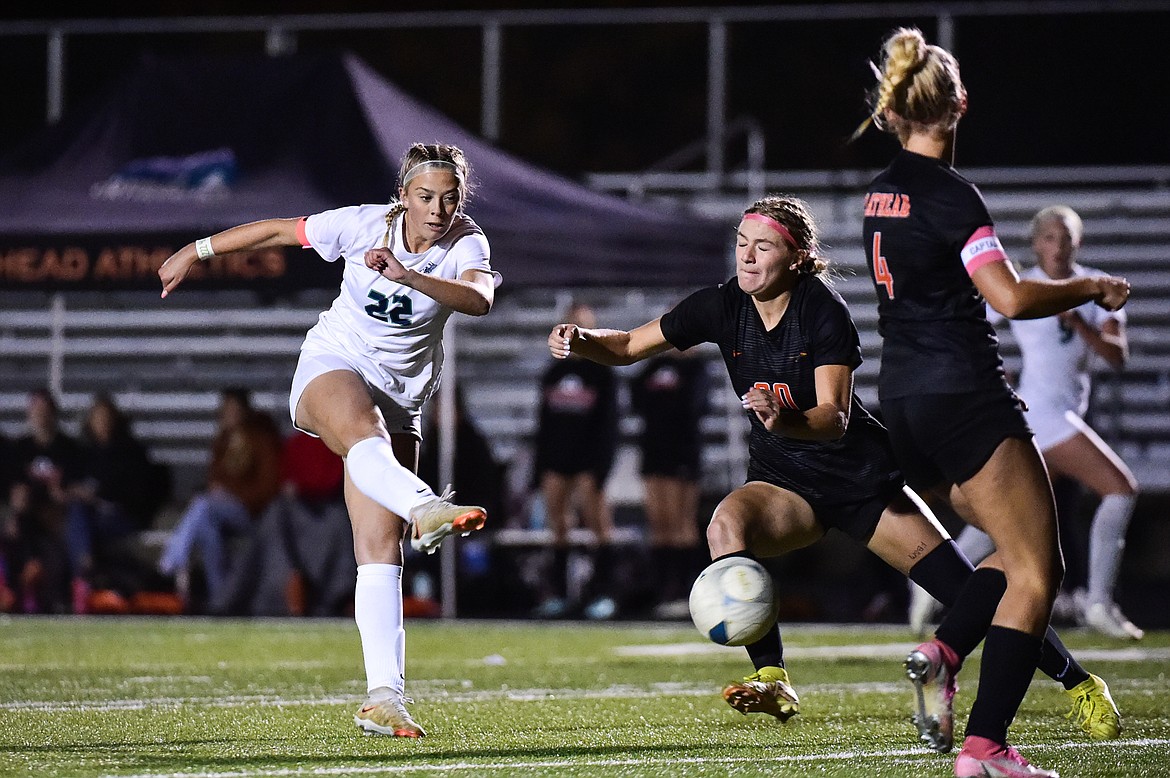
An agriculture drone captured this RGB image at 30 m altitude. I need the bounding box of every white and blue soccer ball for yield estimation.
[689,556,779,646]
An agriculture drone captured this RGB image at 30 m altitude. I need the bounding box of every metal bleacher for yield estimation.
[2,169,1169,509]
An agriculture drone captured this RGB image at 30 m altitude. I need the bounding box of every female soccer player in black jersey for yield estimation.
[857,27,1130,778]
[546,194,1118,753]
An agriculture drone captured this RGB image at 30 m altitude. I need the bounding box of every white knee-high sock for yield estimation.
[1087,493,1137,605]
[346,436,433,518]
[955,525,996,566]
[355,563,406,695]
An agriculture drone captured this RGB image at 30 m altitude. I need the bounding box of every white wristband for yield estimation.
[195,237,215,260]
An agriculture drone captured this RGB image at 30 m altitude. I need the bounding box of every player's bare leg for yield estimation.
[708,483,820,724]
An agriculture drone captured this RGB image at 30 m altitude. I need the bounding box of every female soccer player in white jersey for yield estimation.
[546,194,1119,754]
[159,142,498,738]
[857,28,1129,777]
[948,205,1142,640]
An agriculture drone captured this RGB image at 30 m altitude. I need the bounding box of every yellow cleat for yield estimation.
[354,687,426,738]
[722,665,800,722]
[1065,673,1121,740]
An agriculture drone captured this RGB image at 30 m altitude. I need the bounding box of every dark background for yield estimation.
[2,1,1168,178]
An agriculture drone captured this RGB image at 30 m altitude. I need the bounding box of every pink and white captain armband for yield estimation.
[960,226,1008,276]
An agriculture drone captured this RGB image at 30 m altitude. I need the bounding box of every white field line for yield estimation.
[105,738,1170,778]
[4,676,1165,713]
[0,682,873,712]
[2,636,1164,673]
[0,660,337,672]
[613,641,1170,662]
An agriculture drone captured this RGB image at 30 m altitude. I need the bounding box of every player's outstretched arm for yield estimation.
[547,318,672,366]
[158,217,302,298]
[974,260,1130,320]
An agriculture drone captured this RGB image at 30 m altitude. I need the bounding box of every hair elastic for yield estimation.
[402,159,463,186]
[743,213,799,249]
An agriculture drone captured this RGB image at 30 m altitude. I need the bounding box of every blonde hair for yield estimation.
[383,142,474,238]
[852,27,966,142]
[743,195,829,277]
[1030,205,1084,246]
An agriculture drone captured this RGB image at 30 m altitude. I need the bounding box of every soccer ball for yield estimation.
[689,556,779,646]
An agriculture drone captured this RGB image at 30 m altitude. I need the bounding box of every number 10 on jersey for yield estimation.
[871,231,894,299]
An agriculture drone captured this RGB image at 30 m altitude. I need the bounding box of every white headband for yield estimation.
[402,159,463,186]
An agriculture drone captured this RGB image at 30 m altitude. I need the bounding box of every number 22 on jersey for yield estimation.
[365,289,413,326]
[871,231,894,299]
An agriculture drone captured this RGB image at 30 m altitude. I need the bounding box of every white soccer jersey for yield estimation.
[298,204,493,410]
[995,264,1125,417]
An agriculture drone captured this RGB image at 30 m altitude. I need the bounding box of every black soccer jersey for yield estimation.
[533,357,619,479]
[630,352,709,473]
[862,149,1010,399]
[660,275,902,507]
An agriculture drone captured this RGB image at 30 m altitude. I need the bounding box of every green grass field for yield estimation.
[1,616,1167,777]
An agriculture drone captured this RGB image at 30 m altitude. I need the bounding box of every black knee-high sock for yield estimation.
[551,547,570,599]
[714,550,784,670]
[746,623,785,671]
[651,545,672,600]
[909,543,1090,688]
[908,540,974,606]
[667,547,690,601]
[586,545,615,601]
[687,546,711,584]
[935,568,1008,660]
[966,626,1043,744]
[1038,626,1089,689]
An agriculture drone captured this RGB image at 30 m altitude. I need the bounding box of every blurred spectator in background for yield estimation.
[66,393,167,613]
[630,348,710,619]
[158,387,283,611]
[0,430,16,611]
[419,384,505,532]
[416,383,506,616]
[532,301,620,619]
[215,429,352,616]
[4,388,79,613]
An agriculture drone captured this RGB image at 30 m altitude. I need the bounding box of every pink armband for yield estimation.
[961,225,1007,276]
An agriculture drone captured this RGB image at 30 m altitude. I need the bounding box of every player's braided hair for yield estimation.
[852,27,965,142]
[744,195,829,277]
[383,143,475,242]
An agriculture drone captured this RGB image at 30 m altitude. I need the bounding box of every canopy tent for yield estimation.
[0,51,730,290]
[0,51,742,616]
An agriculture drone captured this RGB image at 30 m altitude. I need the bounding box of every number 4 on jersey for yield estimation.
[872,231,894,299]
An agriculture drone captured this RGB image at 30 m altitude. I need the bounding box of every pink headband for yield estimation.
[743,213,799,248]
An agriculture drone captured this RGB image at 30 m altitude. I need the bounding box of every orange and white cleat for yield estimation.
[354,687,426,738]
[409,485,486,555]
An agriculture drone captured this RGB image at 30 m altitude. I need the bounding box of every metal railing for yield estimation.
[3,1,1166,180]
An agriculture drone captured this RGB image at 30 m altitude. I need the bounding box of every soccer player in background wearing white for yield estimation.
[159,142,497,738]
[914,205,1144,641]
[857,28,1129,777]
[547,194,1119,751]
